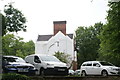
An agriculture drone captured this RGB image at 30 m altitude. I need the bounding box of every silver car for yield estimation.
[80,61,120,76]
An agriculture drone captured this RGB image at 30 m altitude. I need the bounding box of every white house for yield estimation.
[35,21,77,69]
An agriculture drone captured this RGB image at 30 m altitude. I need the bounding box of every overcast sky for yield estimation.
[0,0,109,42]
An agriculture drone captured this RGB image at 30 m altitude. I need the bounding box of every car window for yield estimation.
[16,58,25,63]
[39,56,60,62]
[34,56,41,63]
[82,63,86,66]
[3,57,16,62]
[3,57,25,63]
[86,63,92,66]
[100,61,114,66]
[93,63,100,67]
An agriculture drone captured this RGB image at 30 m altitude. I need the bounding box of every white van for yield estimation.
[25,54,68,76]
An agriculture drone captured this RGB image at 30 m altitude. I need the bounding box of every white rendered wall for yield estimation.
[35,31,74,63]
[35,41,47,54]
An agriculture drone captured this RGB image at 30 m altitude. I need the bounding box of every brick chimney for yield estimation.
[53,21,66,35]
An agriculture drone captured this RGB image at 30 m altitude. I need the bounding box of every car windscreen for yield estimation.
[100,61,114,66]
[39,56,60,62]
[3,57,25,63]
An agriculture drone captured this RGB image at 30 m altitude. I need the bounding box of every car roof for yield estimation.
[82,61,107,64]
[3,55,21,58]
[26,54,53,57]
[82,61,100,64]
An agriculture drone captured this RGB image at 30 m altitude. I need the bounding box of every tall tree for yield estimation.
[98,2,120,66]
[2,34,35,58]
[75,22,103,67]
[3,3,27,36]
[2,34,24,56]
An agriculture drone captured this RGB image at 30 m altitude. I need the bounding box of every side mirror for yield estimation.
[34,59,41,63]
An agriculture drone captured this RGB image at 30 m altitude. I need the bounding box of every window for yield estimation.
[82,64,86,66]
[3,57,25,63]
[34,56,41,63]
[93,63,100,67]
[82,63,92,66]
[100,61,114,66]
[86,63,92,66]
[40,56,60,62]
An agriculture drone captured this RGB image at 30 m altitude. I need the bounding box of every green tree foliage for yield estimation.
[54,51,70,63]
[75,22,103,67]
[2,34,34,58]
[98,2,120,66]
[3,3,27,36]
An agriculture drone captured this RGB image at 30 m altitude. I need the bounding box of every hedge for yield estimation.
[2,73,31,80]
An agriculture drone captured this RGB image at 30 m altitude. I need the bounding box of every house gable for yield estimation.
[37,33,73,41]
[52,31,66,39]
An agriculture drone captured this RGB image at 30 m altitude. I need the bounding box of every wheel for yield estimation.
[35,70,39,75]
[101,70,108,76]
[81,71,86,77]
[40,68,45,76]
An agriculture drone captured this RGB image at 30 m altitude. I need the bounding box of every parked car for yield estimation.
[25,54,68,76]
[80,61,120,76]
[74,69,80,75]
[2,55,37,75]
[68,69,74,75]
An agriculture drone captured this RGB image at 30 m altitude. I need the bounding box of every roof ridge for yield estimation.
[37,34,73,41]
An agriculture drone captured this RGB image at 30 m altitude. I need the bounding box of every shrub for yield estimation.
[2,73,31,80]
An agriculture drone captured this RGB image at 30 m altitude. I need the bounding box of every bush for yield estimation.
[2,73,31,80]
